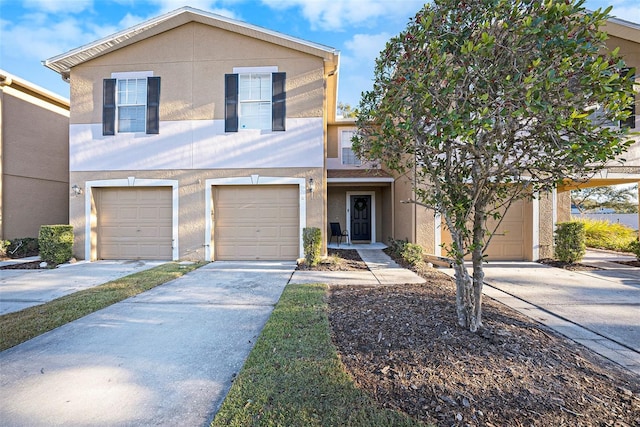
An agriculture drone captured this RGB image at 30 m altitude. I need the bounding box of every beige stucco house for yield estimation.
[44,7,639,262]
[0,70,70,241]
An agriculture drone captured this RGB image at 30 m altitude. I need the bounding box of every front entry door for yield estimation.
[350,195,371,241]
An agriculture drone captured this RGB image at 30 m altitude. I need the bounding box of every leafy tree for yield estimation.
[354,0,635,332]
[571,184,638,213]
[337,102,358,118]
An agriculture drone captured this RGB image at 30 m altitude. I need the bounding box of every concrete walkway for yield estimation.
[443,250,640,377]
[0,260,165,315]
[289,249,425,285]
[0,261,294,426]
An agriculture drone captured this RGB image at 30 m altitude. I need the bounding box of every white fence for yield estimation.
[573,213,639,230]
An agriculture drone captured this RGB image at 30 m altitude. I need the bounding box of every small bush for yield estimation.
[627,239,640,260]
[574,218,636,252]
[39,225,73,265]
[401,243,424,266]
[5,238,39,258]
[303,227,322,267]
[554,221,586,263]
[387,238,409,257]
[0,240,10,257]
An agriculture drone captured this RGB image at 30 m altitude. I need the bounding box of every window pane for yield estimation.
[342,147,361,165]
[118,106,146,132]
[240,101,271,130]
[239,73,271,101]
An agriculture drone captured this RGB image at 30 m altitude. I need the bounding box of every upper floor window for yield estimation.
[225,67,285,132]
[341,130,361,166]
[103,71,160,136]
[117,78,147,132]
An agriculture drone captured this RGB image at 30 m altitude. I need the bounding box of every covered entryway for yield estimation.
[95,187,173,259]
[213,185,299,260]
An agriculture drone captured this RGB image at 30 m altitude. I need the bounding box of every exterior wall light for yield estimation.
[71,184,83,196]
[308,178,316,193]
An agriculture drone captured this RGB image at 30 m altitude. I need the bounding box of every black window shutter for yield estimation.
[622,68,636,129]
[272,72,286,131]
[102,79,116,136]
[225,74,239,132]
[146,76,161,134]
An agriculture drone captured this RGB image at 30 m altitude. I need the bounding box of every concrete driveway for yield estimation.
[476,258,640,375]
[0,261,294,426]
[0,260,165,315]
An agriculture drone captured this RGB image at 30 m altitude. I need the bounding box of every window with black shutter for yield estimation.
[103,79,116,136]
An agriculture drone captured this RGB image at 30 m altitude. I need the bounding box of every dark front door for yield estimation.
[350,195,371,241]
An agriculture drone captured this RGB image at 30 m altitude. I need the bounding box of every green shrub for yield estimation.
[5,238,39,258]
[39,225,73,265]
[401,243,424,266]
[303,227,321,266]
[574,218,636,252]
[387,238,409,257]
[627,239,640,260]
[554,221,586,263]
[0,240,10,257]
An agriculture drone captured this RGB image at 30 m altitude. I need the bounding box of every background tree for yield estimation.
[337,102,358,118]
[354,0,635,332]
[571,184,638,213]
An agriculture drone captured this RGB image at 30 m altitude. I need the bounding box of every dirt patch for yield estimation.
[613,260,640,268]
[328,271,640,426]
[537,258,602,271]
[0,261,47,270]
[297,249,368,271]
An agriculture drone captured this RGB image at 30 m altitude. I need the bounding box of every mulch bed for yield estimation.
[296,249,368,271]
[537,258,602,271]
[328,269,640,426]
[613,260,640,267]
[0,260,47,270]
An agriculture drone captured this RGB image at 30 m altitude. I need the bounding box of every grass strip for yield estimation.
[0,262,205,351]
[211,283,423,427]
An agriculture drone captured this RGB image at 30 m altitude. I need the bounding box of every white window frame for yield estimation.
[233,66,278,131]
[340,130,361,166]
[111,71,153,134]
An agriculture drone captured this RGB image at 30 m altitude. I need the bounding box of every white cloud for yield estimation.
[22,0,93,14]
[260,0,423,31]
[609,6,640,24]
[144,0,238,18]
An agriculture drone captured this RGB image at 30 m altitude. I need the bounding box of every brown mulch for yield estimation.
[614,260,640,267]
[296,249,368,271]
[0,260,46,270]
[328,272,640,426]
[537,258,602,271]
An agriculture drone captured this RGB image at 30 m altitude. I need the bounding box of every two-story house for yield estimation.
[45,7,338,261]
[44,7,639,263]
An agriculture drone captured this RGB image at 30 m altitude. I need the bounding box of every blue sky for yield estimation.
[1,0,639,107]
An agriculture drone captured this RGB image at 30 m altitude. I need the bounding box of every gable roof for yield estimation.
[0,69,69,110]
[43,6,340,80]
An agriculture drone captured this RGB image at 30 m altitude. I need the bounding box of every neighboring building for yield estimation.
[43,7,640,262]
[0,70,70,241]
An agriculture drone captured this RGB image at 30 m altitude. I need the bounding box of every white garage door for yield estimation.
[213,185,299,260]
[96,187,173,260]
[441,199,530,261]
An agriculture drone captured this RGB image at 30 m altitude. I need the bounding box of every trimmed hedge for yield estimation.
[39,225,73,265]
[554,221,586,263]
[303,227,322,266]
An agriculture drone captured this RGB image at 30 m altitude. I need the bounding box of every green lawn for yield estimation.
[0,262,205,351]
[211,283,424,427]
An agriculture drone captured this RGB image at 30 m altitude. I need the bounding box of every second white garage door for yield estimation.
[213,185,300,260]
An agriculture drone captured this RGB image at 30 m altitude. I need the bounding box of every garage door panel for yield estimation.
[97,188,172,260]
[214,185,299,261]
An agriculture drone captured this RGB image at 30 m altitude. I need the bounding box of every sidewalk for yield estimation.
[443,251,640,377]
[289,249,425,285]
